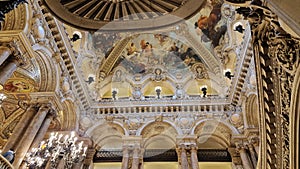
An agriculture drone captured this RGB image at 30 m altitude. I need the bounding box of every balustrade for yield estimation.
[0,154,14,169]
[94,103,232,116]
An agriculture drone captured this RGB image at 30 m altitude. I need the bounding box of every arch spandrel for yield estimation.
[137,120,180,137]
[192,119,239,148]
[86,121,128,139]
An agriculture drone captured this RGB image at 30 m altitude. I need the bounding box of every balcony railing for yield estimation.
[0,154,14,169]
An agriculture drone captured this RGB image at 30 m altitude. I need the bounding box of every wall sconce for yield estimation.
[0,93,7,107]
[225,69,234,79]
[112,88,118,100]
[85,74,95,84]
[201,86,207,97]
[155,86,162,99]
[234,24,245,33]
[233,22,245,33]
[70,31,82,42]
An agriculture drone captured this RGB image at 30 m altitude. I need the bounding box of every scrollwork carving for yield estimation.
[237,2,300,168]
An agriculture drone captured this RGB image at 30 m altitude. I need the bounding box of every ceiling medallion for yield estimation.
[42,0,205,31]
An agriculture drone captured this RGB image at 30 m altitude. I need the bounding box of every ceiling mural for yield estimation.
[3,78,35,93]
[193,0,227,47]
[115,33,207,76]
[76,31,225,101]
[66,0,242,103]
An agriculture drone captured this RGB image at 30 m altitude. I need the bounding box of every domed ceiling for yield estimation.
[42,0,206,31]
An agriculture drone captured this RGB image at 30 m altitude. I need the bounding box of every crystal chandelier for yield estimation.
[25,131,87,169]
[0,93,7,107]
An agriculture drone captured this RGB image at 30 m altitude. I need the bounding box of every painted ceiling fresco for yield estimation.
[193,0,226,47]
[114,33,207,76]
[69,0,237,101]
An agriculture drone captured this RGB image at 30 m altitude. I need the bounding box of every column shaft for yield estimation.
[239,149,253,169]
[248,146,257,168]
[2,105,37,152]
[82,148,95,169]
[132,147,140,169]
[13,105,50,168]
[254,145,259,155]
[237,165,244,169]
[176,148,182,169]
[121,148,129,169]
[0,46,12,66]
[190,148,199,169]
[0,61,18,86]
[30,115,53,149]
[180,148,189,169]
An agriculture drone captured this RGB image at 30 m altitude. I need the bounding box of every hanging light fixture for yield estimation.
[25,131,87,169]
[0,93,7,107]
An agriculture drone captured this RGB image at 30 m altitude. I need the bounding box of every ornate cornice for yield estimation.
[0,31,35,60]
[38,2,90,112]
[0,1,29,31]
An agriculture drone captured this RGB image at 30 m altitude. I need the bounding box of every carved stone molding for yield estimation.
[235,2,300,168]
[1,2,30,31]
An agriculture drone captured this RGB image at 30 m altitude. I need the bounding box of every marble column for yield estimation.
[19,115,55,169]
[132,146,140,169]
[2,105,37,153]
[82,148,96,169]
[0,58,21,86]
[180,145,189,169]
[0,46,12,66]
[250,137,259,155]
[190,146,199,169]
[30,113,55,149]
[121,146,129,169]
[247,144,257,168]
[236,144,254,169]
[236,165,244,169]
[13,104,52,168]
[176,148,182,169]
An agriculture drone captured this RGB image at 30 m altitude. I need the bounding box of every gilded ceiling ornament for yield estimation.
[132,86,143,100]
[151,68,166,82]
[192,63,209,80]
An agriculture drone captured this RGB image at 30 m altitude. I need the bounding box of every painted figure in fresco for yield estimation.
[195,65,209,79]
[113,70,123,82]
[152,68,165,81]
[195,0,227,47]
[127,42,137,55]
[140,39,147,50]
[140,40,153,63]
[4,80,32,92]
[154,34,168,46]
[169,42,179,52]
